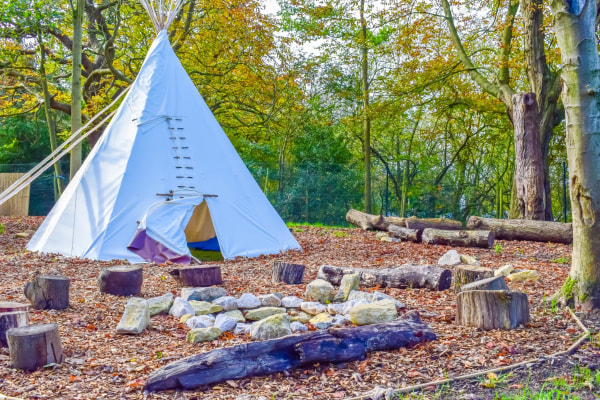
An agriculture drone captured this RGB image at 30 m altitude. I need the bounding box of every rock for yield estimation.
[249,313,291,340]
[224,310,245,323]
[169,297,195,318]
[212,296,237,311]
[234,323,252,335]
[258,294,281,307]
[14,232,29,238]
[331,314,346,326]
[460,254,480,266]
[438,250,462,266]
[186,327,222,344]
[371,291,406,309]
[290,311,312,324]
[181,287,226,302]
[304,279,335,303]
[116,297,149,334]
[185,316,211,329]
[506,270,540,282]
[180,314,194,323]
[300,302,327,315]
[347,290,374,303]
[350,299,398,325]
[148,293,174,317]
[281,296,303,308]
[310,313,333,329]
[495,264,515,277]
[333,274,360,302]
[273,292,284,299]
[214,314,238,332]
[244,307,287,321]
[376,232,392,242]
[290,321,308,333]
[189,300,223,315]
[236,293,262,309]
[327,299,369,315]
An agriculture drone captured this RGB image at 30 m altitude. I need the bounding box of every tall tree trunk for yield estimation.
[551,0,600,309]
[360,0,371,214]
[70,0,85,180]
[38,32,65,199]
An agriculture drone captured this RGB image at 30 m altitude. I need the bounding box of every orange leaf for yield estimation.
[359,360,368,373]
[125,378,146,388]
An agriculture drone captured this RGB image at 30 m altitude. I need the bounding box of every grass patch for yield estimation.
[189,249,224,262]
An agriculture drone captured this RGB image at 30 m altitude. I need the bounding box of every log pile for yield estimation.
[466,216,572,244]
[317,264,452,291]
[145,311,436,391]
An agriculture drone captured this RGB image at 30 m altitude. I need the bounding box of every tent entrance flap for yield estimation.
[127,196,204,263]
[185,201,220,251]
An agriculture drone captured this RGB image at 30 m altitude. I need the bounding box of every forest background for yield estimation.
[0,0,572,225]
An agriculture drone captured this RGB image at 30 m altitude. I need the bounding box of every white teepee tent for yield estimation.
[27,3,301,263]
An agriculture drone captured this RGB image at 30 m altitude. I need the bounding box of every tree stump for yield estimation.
[7,323,63,370]
[272,261,305,284]
[456,290,530,330]
[0,302,29,348]
[169,265,222,287]
[98,265,143,296]
[24,275,70,310]
[458,276,509,293]
[387,225,420,242]
[454,265,494,293]
[422,228,494,248]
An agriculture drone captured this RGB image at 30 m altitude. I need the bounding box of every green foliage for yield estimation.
[495,243,504,255]
[0,113,53,164]
[0,223,4,234]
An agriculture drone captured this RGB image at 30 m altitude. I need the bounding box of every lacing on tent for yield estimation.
[139,0,185,33]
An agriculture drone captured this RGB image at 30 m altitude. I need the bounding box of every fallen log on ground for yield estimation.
[346,209,406,231]
[404,216,462,231]
[387,225,420,242]
[145,311,436,391]
[465,216,572,244]
[317,264,451,291]
[422,228,494,248]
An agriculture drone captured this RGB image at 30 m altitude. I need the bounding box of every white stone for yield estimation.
[259,294,282,307]
[300,301,327,315]
[327,299,369,315]
[236,293,262,309]
[310,313,333,329]
[116,297,149,334]
[234,323,252,335]
[350,299,398,325]
[506,270,540,282]
[347,290,374,303]
[148,292,174,317]
[224,309,245,323]
[214,314,238,332]
[371,291,405,309]
[212,296,238,311]
[281,296,303,308]
[334,274,360,302]
[331,314,346,326]
[249,313,291,340]
[438,250,462,266]
[290,321,308,333]
[495,264,515,277]
[181,287,227,302]
[169,297,195,318]
[460,254,480,266]
[304,279,335,303]
[186,316,211,329]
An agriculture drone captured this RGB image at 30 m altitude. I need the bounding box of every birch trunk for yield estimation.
[551,0,600,309]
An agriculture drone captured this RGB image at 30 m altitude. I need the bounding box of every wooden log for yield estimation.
[317,264,451,291]
[98,265,143,296]
[466,216,572,244]
[345,209,405,231]
[169,265,222,287]
[145,311,436,391]
[387,225,420,242]
[0,308,29,348]
[404,216,462,231]
[454,265,494,293]
[272,261,305,284]
[422,228,494,248]
[456,290,530,330]
[24,275,70,310]
[7,323,63,370]
[458,276,509,293]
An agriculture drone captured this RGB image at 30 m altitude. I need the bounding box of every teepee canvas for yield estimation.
[27,6,301,263]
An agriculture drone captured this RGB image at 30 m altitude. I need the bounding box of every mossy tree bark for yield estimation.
[69,0,85,179]
[551,0,600,309]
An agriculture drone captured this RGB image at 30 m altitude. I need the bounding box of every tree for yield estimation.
[69,0,84,179]
[551,0,600,308]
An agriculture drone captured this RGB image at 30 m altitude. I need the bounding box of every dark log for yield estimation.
[169,265,222,287]
[272,261,305,284]
[456,290,530,330]
[466,216,572,244]
[145,311,435,391]
[458,276,509,293]
[345,209,405,231]
[317,264,451,291]
[404,216,462,231]
[98,265,143,296]
[512,93,546,220]
[422,228,494,248]
[454,265,494,293]
[0,303,29,348]
[387,225,420,242]
[7,323,63,370]
[24,275,70,310]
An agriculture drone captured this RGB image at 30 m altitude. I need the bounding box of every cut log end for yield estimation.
[7,323,63,370]
[456,290,530,330]
[24,275,70,310]
[272,261,305,284]
[169,265,222,287]
[98,265,143,296]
